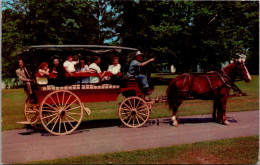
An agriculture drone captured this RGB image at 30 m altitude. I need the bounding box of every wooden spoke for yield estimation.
[45,115,59,127]
[65,106,82,112]
[42,109,57,113]
[135,116,140,125]
[44,103,58,111]
[65,116,74,128]
[120,112,131,115]
[136,114,145,122]
[42,113,57,120]
[61,92,65,107]
[133,117,135,126]
[122,114,132,121]
[138,112,148,117]
[56,93,61,107]
[49,96,59,109]
[58,117,62,133]
[127,99,134,109]
[127,116,132,124]
[64,99,78,111]
[122,102,132,110]
[138,108,149,112]
[65,114,79,122]
[120,108,131,111]
[51,116,60,132]
[63,119,67,132]
[137,105,147,110]
[64,94,72,108]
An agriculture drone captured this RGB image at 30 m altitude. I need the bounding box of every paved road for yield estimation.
[2,110,259,164]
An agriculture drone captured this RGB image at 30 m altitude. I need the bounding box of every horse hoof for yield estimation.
[223,120,230,125]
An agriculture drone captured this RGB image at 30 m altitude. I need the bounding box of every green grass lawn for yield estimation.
[28,136,259,164]
[1,75,259,130]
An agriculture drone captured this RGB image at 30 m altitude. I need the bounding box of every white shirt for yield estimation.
[107,64,121,75]
[63,60,77,72]
[89,63,101,83]
[89,63,101,73]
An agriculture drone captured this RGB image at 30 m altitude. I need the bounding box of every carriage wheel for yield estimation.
[119,96,150,128]
[24,97,44,130]
[39,90,83,136]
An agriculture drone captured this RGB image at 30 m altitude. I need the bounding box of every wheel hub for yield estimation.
[131,109,137,116]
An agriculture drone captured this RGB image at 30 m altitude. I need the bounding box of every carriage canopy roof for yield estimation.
[17,45,138,56]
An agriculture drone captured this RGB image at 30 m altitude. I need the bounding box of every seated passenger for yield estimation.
[63,54,80,75]
[108,57,121,75]
[102,57,121,81]
[89,56,107,83]
[76,59,95,84]
[49,58,66,86]
[37,62,49,85]
[63,54,81,85]
[16,59,36,103]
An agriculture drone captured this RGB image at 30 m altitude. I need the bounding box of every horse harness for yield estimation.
[179,69,232,94]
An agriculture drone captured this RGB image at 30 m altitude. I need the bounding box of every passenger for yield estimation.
[63,54,81,85]
[16,59,36,103]
[89,56,107,83]
[102,57,121,81]
[108,57,121,75]
[127,51,155,94]
[63,54,80,75]
[76,59,95,84]
[37,62,49,85]
[49,58,66,86]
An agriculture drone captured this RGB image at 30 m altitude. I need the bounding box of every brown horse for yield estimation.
[166,59,251,126]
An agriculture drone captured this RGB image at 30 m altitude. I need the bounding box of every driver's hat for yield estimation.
[135,51,143,56]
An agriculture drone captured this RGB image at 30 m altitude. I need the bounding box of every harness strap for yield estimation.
[205,74,213,90]
[219,70,232,88]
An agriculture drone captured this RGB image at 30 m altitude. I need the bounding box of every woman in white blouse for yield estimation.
[107,57,121,75]
[103,57,121,81]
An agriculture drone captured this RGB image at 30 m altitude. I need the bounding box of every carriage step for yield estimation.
[16,121,32,125]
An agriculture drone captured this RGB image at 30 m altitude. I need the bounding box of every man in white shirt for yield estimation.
[89,56,106,83]
[63,55,80,75]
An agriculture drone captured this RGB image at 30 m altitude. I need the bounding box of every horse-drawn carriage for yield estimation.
[17,45,155,135]
[17,45,251,136]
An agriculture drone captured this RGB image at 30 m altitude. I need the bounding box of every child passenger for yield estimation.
[37,62,49,85]
[76,59,95,84]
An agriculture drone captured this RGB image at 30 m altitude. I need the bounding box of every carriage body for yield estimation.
[18,45,154,135]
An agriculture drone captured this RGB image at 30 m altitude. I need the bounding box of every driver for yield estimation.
[127,51,155,94]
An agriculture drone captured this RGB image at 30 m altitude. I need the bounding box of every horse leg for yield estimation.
[213,98,222,123]
[171,99,183,127]
[220,96,229,125]
[212,99,217,122]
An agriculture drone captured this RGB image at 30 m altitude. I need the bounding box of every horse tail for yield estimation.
[166,77,178,111]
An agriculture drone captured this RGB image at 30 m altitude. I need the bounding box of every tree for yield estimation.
[2,0,119,77]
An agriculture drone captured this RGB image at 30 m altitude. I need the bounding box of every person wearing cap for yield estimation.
[127,51,155,94]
